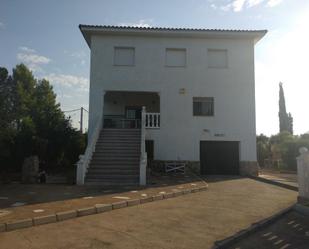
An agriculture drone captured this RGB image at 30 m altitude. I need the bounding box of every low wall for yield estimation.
[297,147,309,205]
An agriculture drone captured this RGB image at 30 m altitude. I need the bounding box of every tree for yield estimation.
[0,64,86,179]
[256,134,271,167]
[279,82,293,134]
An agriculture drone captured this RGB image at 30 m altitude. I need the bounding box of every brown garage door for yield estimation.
[200,141,239,175]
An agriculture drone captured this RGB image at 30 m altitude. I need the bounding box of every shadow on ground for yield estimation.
[0,173,223,209]
[226,211,309,249]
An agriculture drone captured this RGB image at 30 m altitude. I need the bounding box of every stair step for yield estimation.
[90,161,139,166]
[85,181,139,186]
[87,170,139,175]
[92,152,140,157]
[89,166,139,171]
[86,174,139,179]
[91,156,139,160]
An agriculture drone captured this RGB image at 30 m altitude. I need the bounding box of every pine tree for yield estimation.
[278,82,293,134]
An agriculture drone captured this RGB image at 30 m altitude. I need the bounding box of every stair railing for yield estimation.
[76,114,103,185]
[139,106,147,185]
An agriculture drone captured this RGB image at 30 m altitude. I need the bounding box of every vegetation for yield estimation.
[257,132,309,171]
[0,64,86,182]
[279,82,293,134]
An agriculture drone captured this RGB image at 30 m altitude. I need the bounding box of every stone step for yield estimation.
[89,161,139,166]
[86,174,139,180]
[91,155,140,160]
[88,165,139,172]
[87,169,139,175]
[85,180,139,186]
[92,152,140,157]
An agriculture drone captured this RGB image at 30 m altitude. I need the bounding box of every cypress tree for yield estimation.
[278,82,293,134]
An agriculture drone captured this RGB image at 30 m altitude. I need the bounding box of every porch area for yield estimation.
[103,91,160,129]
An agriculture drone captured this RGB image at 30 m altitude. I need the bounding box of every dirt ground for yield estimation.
[0,177,297,249]
[0,174,207,223]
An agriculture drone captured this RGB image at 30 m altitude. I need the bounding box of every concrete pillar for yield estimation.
[297,147,309,204]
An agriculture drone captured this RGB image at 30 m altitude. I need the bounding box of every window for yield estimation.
[193,97,214,116]
[114,47,135,66]
[165,48,186,67]
[208,49,228,68]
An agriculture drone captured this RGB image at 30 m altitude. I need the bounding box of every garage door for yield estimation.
[200,141,239,175]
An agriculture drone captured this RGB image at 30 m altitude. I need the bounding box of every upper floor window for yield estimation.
[165,48,186,67]
[193,97,214,116]
[114,47,135,66]
[207,49,228,68]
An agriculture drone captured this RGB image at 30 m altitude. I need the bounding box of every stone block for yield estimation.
[127,199,140,206]
[140,196,153,204]
[95,203,112,213]
[173,191,183,197]
[198,185,208,191]
[33,214,57,226]
[240,161,259,176]
[6,219,33,231]
[191,188,199,193]
[0,223,6,232]
[56,210,77,221]
[152,194,164,201]
[77,207,96,217]
[22,156,39,183]
[112,201,127,209]
[163,192,174,199]
[182,189,192,195]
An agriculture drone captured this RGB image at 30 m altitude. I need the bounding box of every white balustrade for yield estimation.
[145,113,160,129]
[140,106,147,185]
[76,114,102,185]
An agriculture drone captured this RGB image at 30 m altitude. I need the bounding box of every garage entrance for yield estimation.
[200,141,240,175]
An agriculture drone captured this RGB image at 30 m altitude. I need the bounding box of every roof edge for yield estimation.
[79,25,267,48]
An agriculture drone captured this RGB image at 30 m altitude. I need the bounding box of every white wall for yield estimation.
[88,34,257,162]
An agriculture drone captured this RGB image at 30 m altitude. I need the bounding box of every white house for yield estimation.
[76,25,267,185]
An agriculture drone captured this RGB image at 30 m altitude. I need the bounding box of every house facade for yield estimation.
[77,25,267,185]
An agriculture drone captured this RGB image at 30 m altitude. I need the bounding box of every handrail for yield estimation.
[139,106,147,185]
[76,114,103,185]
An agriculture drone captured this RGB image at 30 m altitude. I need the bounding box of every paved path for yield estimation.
[227,211,309,249]
[259,170,298,189]
[0,178,297,249]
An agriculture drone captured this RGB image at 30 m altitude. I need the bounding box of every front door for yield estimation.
[125,106,142,119]
[125,106,142,128]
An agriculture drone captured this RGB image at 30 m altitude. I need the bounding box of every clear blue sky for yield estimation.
[1,0,308,135]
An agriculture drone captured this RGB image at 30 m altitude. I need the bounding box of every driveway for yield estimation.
[226,211,309,249]
[0,177,297,249]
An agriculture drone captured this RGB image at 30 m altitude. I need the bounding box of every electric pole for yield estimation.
[80,107,83,132]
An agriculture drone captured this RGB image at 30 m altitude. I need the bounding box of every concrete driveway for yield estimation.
[0,177,297,249]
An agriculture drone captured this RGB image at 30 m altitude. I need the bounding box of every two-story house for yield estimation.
[76,25,267,185]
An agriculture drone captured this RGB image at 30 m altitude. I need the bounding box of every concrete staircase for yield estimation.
[85,129,141,185]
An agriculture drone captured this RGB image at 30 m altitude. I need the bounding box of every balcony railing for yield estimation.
[103,113,160,129]
[145,113,160,129]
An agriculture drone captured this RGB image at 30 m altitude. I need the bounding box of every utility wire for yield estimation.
[63,108,81,113]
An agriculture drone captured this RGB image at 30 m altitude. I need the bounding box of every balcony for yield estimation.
[103,112,160,129]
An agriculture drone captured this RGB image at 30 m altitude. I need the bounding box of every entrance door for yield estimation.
[125,106,142,119]
[200,141,239,175]
[125,106,142,128]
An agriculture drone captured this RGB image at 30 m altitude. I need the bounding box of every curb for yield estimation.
[212,205,294,249]
[0,184,208,233]
[293,203,309,216]
[249,176,298,192]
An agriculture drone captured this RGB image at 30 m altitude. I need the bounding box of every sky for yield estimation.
[0,0,308,135]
